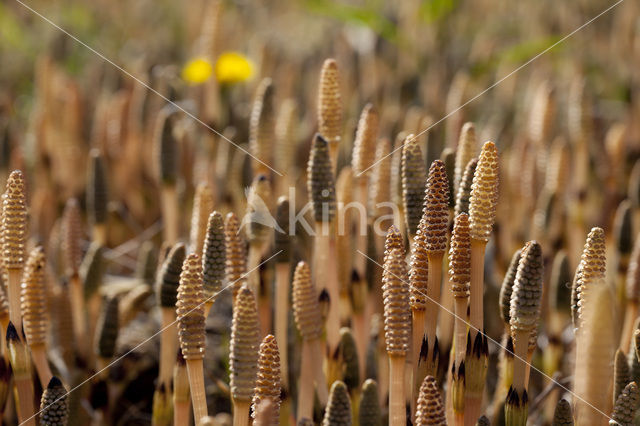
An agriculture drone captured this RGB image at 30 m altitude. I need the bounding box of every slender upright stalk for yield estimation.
[177,254,208,422]
[202,211,226,317]
[511,331,529,394]
[383,248,410,425]
[225,212,247,303]
[297,340,315,420]
[307,133,338,380]
[161,185,179,245]
[402,135,427,241]
[30,345,52,388]
[424,251,443,364]
[468,240,486,341]
[490,248,521,418]
[416,159,450,413]
[274,196,291,390]
[68,274,87,359]
[230,287,260,426]
[274,262,289,385]
[466,142,498,425]
[79,242,105,364]
[573,231,613,425]
[186,360,207,424]
[156,244,185,390]
[6,323,35,425]
[154,111,180,245]
[350,270,367,380]
[245,177,271,288]
[274,100,297,196]
[468,141,499,340]
[448,213,471,425]
[622,232,640,352]
[314,227,338,352]
[2,170,28,334]
[21,246,52,387]
[389,355,406,425]
[410,224,427,413]
[292,262,325,421]
[352,104,379,275]
[505,241,543,426]
[87,149,109,246]
[152,383,172,426]
[173,352,191,426]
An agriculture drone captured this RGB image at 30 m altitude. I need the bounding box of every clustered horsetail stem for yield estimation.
[410,218,429,310]
[317,58,343,147]
[80,242,105,299]
[20,246,48,346]
[500,249,523,325]
[156,243,186,308]
[509,241,544,335]
[415,375,447,425]
[274,197,291,263]
[552,398,573,425]
[225,212,247,296]
[40,377,69,426]
[401,135,427,237]
[469,141,499,242]
[359,379,380,426]
[384,225,404,262]
[322,381,351,426]
[154,111,178,185]
[249,78,276,173]
[2,170,27,270]
[573,227,606,327]
[454,122,477,192]
[382,248,410,356]
[611,382,639,425]
[292,261,323,341]
[371,138,392,217]
[202,211,226,300]
[95,296,119,359]
[176,253,206,360]
[230,286,260,401]
[351,103,379,176]
[454,157,478,218]
[449,213,471,299]
[307,133,336,223]
[251,334,281,424]
[422,159,450,254]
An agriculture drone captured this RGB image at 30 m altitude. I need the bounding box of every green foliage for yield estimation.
[304,0,398,42]
[0,3,30,52]
[419,0,458,23]
[471,35,564,76]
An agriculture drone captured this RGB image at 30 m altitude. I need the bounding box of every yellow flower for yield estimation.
[182,57,214,84]
[215,52,254,84]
